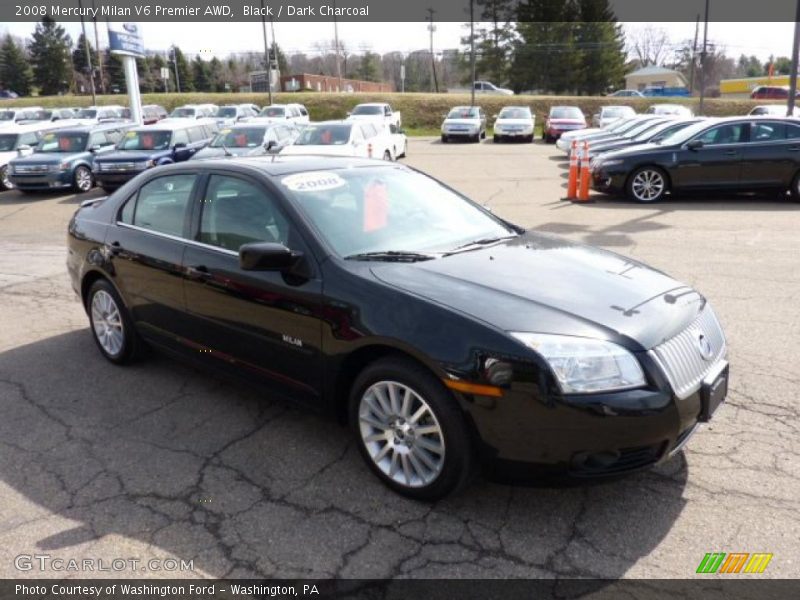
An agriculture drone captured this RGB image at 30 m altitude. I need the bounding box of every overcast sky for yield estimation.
[0,21,795,62]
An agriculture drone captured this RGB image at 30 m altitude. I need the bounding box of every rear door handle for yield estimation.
[724,150,738,156]
[186,265,212,281]
[788,145,800,152]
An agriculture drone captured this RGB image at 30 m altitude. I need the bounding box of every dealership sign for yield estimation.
[108,22,144,58]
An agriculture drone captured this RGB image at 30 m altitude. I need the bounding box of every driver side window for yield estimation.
[198,175,291,252]
[696,124,747,146]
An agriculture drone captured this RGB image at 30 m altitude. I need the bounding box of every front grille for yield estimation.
[97,162,137,172]
[13,164,50,174]
[649,305,727,399]
[570,443,665,477]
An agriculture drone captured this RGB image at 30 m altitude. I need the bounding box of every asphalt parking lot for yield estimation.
[0,137,798,580]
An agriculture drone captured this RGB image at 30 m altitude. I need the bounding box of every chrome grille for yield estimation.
[98,162,137,172]
[648,305,727,399]
[13,164,50,174]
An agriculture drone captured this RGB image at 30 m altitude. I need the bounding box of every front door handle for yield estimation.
[724,150,738,156]
[186,265,212,281]
[788,145,800,152]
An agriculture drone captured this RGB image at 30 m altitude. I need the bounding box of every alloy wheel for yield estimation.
[75,166,93,192]
[0,166,13,190]
[358,380,445,488]
[91,290,125,357]
[631,169,665,202]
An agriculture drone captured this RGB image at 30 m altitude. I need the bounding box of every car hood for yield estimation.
[369,232,703,350]
[562,127,602,139]
[596,142,671,160]
[443,118,481,126]
[13,151,85,165]
[192,146,262,159]
[495,118,533,126]
[95,149,166,162]
[280,144,353,155]
[0,150,20,164]
[548,118,585,126]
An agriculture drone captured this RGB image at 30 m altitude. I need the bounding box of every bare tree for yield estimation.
[627,25,671,67]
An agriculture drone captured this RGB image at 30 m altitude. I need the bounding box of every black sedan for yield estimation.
[67,157,729,499]
[591,116,800,202]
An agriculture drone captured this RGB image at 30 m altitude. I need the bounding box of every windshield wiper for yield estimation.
[345,250,437,262]
[444,234,517,255]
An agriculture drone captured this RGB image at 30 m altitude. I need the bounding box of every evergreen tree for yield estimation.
[208,57,225,92]
[575,0,626,94]
[103,49,126,93]
[71,33,97,76]
[0,35,32,96]
[170,45,193,92]
[28,17,73,95]
[474,0,515,84]
[357,51,380,82]
[192,56,210,92]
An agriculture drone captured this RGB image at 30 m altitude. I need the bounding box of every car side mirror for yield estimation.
[686,139,704,150]
[89,144,102,153]
[173,142,187,151]
[240,242,301,271]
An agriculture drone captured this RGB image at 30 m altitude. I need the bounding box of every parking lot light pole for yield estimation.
[260,0,273,105]
[698,0,710,115]
[469,0,476,107]
[787,0,800,116]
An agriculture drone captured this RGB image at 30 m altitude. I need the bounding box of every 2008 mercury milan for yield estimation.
[67,156,728,500]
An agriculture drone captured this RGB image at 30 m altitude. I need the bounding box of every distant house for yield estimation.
[625,66,689,92]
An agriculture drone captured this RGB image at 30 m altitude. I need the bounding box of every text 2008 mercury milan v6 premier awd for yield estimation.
[67,156,728,500]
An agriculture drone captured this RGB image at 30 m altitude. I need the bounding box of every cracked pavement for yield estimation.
[0,138,797,580]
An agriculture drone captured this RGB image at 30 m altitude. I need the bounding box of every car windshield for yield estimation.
[623,119,665,139]
[0,134,19,151]
[658,120,719,146]
[38,132,88,153]
[77,109,97,119]
[498,107,531,119]
[352,105,383,115]
[217,107,237,118]
[259,107,285,117]
[210,127,265,148]
[294,124,351,145]
[551,107,583,119]
[603,107,633,117]
[170,108,196,118]
[632,120,685,142]
[0,111,16,121]
[117,130,173,150]
[447,107,479,119]
[33,110,53,120]
[283,166,515,257]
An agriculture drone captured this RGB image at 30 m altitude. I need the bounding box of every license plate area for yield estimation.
[700,361,728,422]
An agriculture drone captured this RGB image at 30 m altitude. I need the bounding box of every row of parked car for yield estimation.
[0,101,412,194]
[548,110,800,202]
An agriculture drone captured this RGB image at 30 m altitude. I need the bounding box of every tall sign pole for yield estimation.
[787,0,800,116]
[107,22,144,125]
[469,0,476,106]
[260,0,273,104]
[91,0,104,94]
[78,0,96,104]
[698,0,710,115]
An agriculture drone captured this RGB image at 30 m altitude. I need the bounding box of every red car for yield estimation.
[543,106,587,143]
[750,86,800,100]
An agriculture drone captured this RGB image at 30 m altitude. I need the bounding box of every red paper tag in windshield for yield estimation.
[363,181,388,232]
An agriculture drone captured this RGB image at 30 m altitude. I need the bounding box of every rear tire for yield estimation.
[383,150,392,161]
[441,135,448,144]
[86,279,144,365]
[493,135,500,143]
[791,171,800,201]
[349,357,476,501]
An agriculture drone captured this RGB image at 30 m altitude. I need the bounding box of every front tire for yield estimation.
[627,166,669,203]
[0,165,14,191]
[790,171,800,201]
[349,357,475,501]
[87,279,143,364]
[73,165,93,193]
[383,150,392,161]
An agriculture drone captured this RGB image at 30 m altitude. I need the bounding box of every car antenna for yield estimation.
[221,143,232,157]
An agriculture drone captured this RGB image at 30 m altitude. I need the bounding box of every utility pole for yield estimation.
[689,14,699,94]
[91,0,104,94]
[260,0,273,104]
[77,0,96,104]
[270,17,280,86]
[788,0,800,116]
[698,0,710,115]
[171,46,181,93]
[698,0,709,116]
[333,0,343,91]
[469,0,476,106]
[426,8,439,93]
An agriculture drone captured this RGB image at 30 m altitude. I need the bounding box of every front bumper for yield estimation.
[442,129,480,138]
[455,350,723,480]
[10,170,74,190]
[94,169,144,187]
[590,167,628,195]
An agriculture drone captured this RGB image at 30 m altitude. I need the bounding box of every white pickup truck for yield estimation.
[346,103,402,128]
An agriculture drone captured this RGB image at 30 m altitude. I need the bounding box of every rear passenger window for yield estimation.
[129,174,196,237]
[172,129,189,145]
[752,122,785,142]
[787,124,800,139]
[187,127,205,142]
[19,132,38,146]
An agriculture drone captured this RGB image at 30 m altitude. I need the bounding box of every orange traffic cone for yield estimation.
[566,140,579,199]
[576,141,592,202]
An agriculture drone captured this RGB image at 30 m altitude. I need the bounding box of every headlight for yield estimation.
[594,159,623,169]
[145,159,156,168]
[510,333,646,393]
[59,162,70,171]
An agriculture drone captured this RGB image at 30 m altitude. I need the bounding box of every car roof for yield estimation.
[0,121,66,133]
[48,122,131,135]
[131,120,206,132]
[498,106,531,111]
[171,155,389,177]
